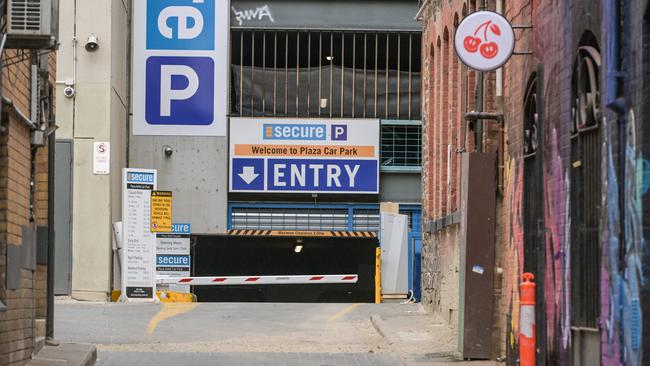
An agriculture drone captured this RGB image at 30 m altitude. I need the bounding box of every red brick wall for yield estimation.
[420,0,505,353]
[0,49,55,365]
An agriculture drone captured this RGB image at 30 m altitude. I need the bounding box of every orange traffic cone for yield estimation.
[520,273,536,366]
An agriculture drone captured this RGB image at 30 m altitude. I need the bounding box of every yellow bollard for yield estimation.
[375,247,382,304]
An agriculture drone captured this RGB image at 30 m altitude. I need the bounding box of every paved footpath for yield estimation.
[55,300,496,366]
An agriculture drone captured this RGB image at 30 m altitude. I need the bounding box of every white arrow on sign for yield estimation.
[238,166,259,184]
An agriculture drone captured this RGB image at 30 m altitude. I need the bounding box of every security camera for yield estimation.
[163,145,173,157]
[85,34,99,52]
[63,86,75,98]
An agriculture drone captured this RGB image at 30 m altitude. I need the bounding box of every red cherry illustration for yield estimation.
[480,42,499,59]
[463,36,481,53]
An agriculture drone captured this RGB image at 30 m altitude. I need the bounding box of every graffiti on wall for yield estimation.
[503,156,524,362]
[601,111,646,366]
[231,5,274,26]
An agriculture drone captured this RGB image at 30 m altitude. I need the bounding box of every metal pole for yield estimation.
[535,63,547,366]
[475,0,486,152]
[46,125,55,340]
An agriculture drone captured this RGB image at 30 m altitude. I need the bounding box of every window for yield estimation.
[522,74,539,273]
[381,120,422,171]
[231,30,421,120]
[570,43,601,329]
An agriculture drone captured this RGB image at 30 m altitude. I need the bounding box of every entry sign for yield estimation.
[150,191,173,232]
[229,118,380,194]
[132,0,229,136]
[454,11,515,72]
[121,169,157,302]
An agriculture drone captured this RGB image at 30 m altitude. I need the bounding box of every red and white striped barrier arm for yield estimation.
[156,274,359,286]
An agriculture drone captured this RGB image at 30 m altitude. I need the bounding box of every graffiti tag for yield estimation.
[231,5,275,26]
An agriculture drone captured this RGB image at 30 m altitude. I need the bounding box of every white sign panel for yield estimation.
[132,0,229,136]
[229,118,380,194]
[454,11,515,72]
[93,141,110,175]
[121,169,157,301]
[156,223,191,293]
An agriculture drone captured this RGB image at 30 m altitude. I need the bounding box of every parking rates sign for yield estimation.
[133,0,229,136]
[229,118,380,194]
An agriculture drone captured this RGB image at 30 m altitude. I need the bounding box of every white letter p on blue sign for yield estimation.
[159,65,199,117]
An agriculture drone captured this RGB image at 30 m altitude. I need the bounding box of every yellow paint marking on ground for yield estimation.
[328,303,362,322]
[146,303,199,336]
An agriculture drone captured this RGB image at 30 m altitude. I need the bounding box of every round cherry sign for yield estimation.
[454,11,515,72]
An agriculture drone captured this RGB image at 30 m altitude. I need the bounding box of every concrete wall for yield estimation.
[129,136,229,234]
[56,0,128,301]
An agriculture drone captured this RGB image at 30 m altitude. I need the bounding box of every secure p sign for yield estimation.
[454,11,515,72]
[133,0,228,136]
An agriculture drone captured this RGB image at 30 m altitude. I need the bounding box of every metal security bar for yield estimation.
[231,30,421,120]
[570,46,601,329]
[522,75,539,273]
[381,121,422,169]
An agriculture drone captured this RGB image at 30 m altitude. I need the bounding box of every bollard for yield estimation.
[520,272,536,366]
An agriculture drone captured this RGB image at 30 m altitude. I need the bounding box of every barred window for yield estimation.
[231,30,421,120]
[381,121,422,171]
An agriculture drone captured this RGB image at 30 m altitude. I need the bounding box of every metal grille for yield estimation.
[231,207,348,231]
[9,0,42,32]
[381,123,422,168]
[352,209,380,232]
[570,46,601,329]
[522,75,539,273]
[231,30,421,120]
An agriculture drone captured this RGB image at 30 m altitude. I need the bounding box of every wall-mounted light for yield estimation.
[294,238,303,253]
[326,56,334,61]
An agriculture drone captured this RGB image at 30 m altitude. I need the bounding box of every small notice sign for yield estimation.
[150,191,172,232]
[93,142,110,175]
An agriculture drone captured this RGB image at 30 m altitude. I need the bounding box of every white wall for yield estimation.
[55,0,128,301]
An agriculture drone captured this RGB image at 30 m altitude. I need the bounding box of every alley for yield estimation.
[53,301,492,366]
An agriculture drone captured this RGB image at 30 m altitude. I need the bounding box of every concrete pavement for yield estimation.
[54,300,497,365]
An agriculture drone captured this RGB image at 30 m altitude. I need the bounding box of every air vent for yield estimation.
[9,0,43,33]
[6,0,58,49]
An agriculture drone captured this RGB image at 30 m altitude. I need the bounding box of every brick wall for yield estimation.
[420,0,500,332]
[0,49,55,366]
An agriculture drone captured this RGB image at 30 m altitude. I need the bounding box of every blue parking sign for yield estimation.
[147,0,215,50]
[145,56,214,125]
[133,0,228,136]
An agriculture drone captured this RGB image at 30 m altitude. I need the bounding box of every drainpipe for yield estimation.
[126,0,132,167]
[535,63,547,366]
[606,0,628,358]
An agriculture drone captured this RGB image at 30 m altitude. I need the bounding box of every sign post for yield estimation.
[229,118,380,194]
[121,169,158,302]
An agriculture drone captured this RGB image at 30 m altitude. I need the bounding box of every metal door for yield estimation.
[54,141,72,295]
